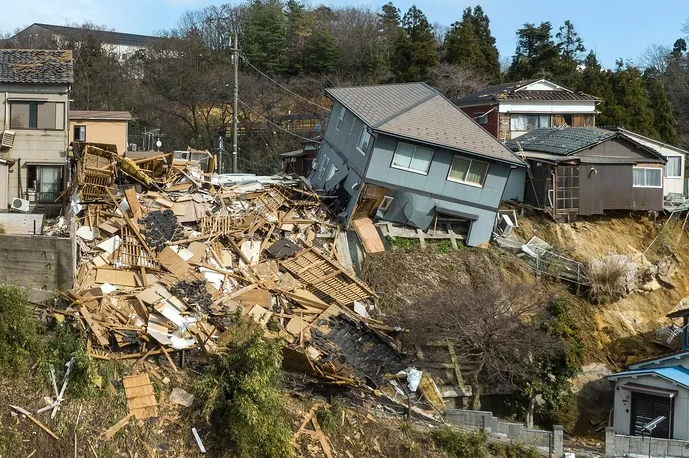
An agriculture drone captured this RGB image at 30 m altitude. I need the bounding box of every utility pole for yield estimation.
[231,32,239,173]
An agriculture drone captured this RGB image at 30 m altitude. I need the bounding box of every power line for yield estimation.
[238,99,319,142]
[240,54,331,112]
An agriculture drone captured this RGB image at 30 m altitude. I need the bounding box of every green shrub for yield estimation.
[0,286,39,373]
[433,427,489,458]
[489,441,541,458]
[195,324,292,458]
[316,402,345,435]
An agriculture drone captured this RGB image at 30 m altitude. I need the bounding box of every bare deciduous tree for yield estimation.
[429,62,490,100]
[396,282,562,410]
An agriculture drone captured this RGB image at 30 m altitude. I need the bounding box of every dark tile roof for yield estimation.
[70,110,132,120]
[32,24,157,47]
[455,79,600,105]
[505,127,615,156]
[327,83,525,166]
[0,49,73,84]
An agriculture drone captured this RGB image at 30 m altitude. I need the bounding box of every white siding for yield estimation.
[613,376,689,440]
[498,100,597,114]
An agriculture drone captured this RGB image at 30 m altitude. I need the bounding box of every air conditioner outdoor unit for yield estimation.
[10,197,30,212]
[1,130,16,148]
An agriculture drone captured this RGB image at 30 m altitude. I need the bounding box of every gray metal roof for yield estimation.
[506,127,615,156]
[0,49,73,84]
[327,83,524,166]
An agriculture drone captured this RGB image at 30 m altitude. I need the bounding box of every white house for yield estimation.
[606,127,687,197]
[454,79,601,141]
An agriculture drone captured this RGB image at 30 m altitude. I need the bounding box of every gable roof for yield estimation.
[455,79,600,105]
[629,350,689,370]
[605,127,689,157]
[0,49,73,84]
[21,24,157,47]
[505,126,667,162]
[606,366,689,390]
[70,111,132,121]
[326,83,524,166]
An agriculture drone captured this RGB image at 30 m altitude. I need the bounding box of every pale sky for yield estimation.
[1,0,688,69]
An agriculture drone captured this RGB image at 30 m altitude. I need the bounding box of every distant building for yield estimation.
[454,79,600,141]
[69,111,132,155]
[309,82,525,247]
[280,138,320,176]
[0,49,73,213]
[7,23,158,61]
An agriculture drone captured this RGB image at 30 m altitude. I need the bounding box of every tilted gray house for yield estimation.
[309,83,526,246]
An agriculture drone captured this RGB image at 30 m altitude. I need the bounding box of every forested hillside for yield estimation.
[3,1,689,174]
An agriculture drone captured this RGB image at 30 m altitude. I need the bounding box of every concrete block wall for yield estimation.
[606,427,689,457]
[0,234,75,290]
[445,409,563,457]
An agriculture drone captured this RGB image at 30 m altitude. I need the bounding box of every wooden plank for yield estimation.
[351,218,385,254]
[159,344,179,373]
[122,374,158,419]
[10,405,59,440]
[124,187,142,219]
[102,413,134,440]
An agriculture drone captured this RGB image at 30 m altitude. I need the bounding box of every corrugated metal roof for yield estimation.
[606,366,689,389]
[0,49,73,84]
[327,83,524,165]
[506,127,615,156]
[70,110,132,120]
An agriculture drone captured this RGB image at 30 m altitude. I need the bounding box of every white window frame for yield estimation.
[357,127,371,155]
[477,113,489,125]
[447,155,490,188]
[335,106,346,131]
[665,156,682,178]
[633,166,663,188]
[379,196,394,212]
[318,155,330,181]
[391,142,434,175]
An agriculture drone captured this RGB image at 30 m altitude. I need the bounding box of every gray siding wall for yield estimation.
[502,167,526,202]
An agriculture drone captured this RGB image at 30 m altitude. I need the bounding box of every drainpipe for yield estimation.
[3,92,8,130]
[17,157,21,200]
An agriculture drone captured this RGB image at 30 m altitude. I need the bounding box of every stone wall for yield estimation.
[0,234,75,290]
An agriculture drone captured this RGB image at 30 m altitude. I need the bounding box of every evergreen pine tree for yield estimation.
[284,0,310,75]
[470,6,500,81]
[644,71,679,144]
[442,6,499,82]
[392,5,439,82]
[606,61,657,136]
[241,0,287,75]
[304,30,338,74]
[508,22,559,80]
[553,20,585,88]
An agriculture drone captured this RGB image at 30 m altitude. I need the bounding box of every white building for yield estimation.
[0,49,73,213]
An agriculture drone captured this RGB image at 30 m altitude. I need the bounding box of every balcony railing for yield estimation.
[24,191,62,204]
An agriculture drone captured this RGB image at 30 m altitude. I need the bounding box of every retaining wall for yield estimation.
[606,427,689,457]
[445,409,563,457]
[0,234,75,290]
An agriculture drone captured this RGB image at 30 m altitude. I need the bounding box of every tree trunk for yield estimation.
[470,374,481,410]
[526,395,536,430]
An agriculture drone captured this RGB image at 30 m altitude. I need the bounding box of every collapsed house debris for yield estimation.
[51,142,444,419]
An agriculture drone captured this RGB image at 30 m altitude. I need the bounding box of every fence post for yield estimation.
[552,425,564,458]
[605,427,616,457]
[549,432,554,458]
[481,414,486,432]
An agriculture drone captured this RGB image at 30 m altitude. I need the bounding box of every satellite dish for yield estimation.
[156,140,162,148]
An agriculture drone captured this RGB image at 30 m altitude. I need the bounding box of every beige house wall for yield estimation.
[69,119,128,154]
[0,83,70,210]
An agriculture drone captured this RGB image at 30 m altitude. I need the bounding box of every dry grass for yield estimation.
[588,255,631,304]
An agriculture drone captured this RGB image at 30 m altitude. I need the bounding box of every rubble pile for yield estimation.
[55,144,444,417]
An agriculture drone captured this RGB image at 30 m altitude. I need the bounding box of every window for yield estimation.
[357,128,371,154]
[74,125,86,142]
[665,156,682,178]
[335,106,346,131]
[379,196,394,212]
[633,167,662,188]
[10,101,64,130]
[26,165,63,203]
[448,156,489,186]
[478,113,489,125]
[317,155,330,181]
[326,164,337,181]
[510,114,551,132]
[391,142,433,174]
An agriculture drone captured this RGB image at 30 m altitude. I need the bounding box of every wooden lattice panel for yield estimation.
[112,226,158,269]
[122,374,158,420]
[281,248,376,306]
[254,188,287,217]
[200,215,245,236]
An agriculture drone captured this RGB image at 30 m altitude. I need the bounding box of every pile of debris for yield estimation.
[54,144,443,418]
